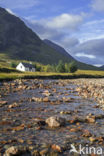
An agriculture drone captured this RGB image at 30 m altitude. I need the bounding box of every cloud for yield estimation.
[24,12,86,43]
[73,38,104,56]
[24,17,80,51]
[23,11,104,66]
[71,38,104,65]
[73,19,104,43]
[59,37,79,50]
[0,0,39,9]
[91,0,104,12]
[6,8,15,15]
[26,12,86,32]
[75,53,96,59]
[46,13,84,30]
[24,16,104,65]
[24,19,66,41]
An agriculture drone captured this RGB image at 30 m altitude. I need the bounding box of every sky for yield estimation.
[0,0,104,66]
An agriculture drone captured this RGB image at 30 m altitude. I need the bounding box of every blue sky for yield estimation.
[0,0,104,66]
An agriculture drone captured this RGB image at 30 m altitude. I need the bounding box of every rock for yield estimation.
[89,137,96,143]
[32,150,40,156]
[43,97,50,102]
[86,116,95,123]
[45,116,66,128]
[28,146,34,150]
[12,124,25,131]
[60,111,71,115]
[39,148,49,155]
[0,101,8,107]
[70,128,78,132]
[62,97,74,102]
[8,103,19,109]
[35,126,42,130]
[27,140,33,145]
[4,146,31,156]
[82,130,92,137]
[17,139,24,144]
[69,117,86,124]
[51,144,62,152]
[31,97,42,102]
[42,90,52,96]
[87,118,95,123]
[0,140,7,145]
[96,136,104,143]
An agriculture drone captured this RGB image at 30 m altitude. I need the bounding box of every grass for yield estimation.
[0,58,104,80]
[76,70,104,76]
[0,70,104,81]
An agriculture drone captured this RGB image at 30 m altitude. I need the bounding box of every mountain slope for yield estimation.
[0,7,76,64]
[44,39,74,60]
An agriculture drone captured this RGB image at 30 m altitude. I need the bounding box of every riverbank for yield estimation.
[0,70,104,81]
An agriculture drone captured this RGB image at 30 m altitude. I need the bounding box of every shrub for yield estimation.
[56,60,65,73]
[65,63,71,72]
[11,62,17,68]
[35,64,41,71]
[69,62,78,73]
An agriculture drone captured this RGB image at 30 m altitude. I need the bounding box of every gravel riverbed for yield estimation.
[0,79,104,156]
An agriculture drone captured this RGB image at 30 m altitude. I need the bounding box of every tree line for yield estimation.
[35,61,78,73]
[11,60,78,73]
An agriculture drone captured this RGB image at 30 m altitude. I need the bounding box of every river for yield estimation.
[0,79,104,156]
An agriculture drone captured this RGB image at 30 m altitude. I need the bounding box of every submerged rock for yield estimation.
[45,116,66,128]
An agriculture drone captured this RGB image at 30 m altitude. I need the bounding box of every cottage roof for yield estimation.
[21,62,35,68]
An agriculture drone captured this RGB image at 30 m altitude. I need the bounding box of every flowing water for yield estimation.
[0,79,104,155]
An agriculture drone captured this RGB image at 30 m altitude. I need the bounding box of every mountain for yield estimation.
[0,7,77,65]
[100,65,104,70]
[0,7,103,71]
[43,39,103,71]
[44,39,74,60]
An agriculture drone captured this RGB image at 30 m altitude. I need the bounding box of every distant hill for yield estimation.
[43,39,103,71]
[100,65,104,70]
[0,7,103,71]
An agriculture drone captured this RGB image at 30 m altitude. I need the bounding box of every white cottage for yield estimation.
[16,62,35,72]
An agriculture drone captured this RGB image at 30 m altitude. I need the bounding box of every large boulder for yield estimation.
[45,116,66,128]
